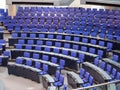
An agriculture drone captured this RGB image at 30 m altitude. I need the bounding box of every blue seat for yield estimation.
[46,41,52,46]
[49,29,55,32]
[57,29,63,33]
[35,46,41,50]
[35,61,41,69]
[53,75,64,88]
[83,76,94,87]
[24,52,30,58]
[89,48,95,54]
[98,41,105,46]
[39,64,48,75]
[18,40,24,44]
[64,43,70,48]
[82,38,88,43]
[39,34,45,38]
[107,34,113,40]
[83,32,89,36]
[81,46,87,52]
[106,64,112,74]
[48,34,54,39]
[44,47,51,52]
[16,58,23,64]
[97,50,103,59]
[90,39,97,45]
[99,61,106,70]
[71,52,77,57]
[51,57,57,64]
[91,33,97,37]
[72,44,79,50]
[99,33,105,38]
[37,40,43,45]
[21,33,27,38]
[73,37,80,42]
[33,53,39,59]
[79,68,85,79]
[77,53,85,63]
[65,36,71,40]
[112,55,119,62]
[94,58,99,66]
[57,59,65,70]
[116,72,120,80]
[27,40,34,45]
[62,50,68,55]
[56,35,62,40]
[42,55,49,61]
[25,45,32,50]
[15,44,22,49]
[111,68,117,79]
[83,72,90,83]
[26,60,32,66]
[55,42,61,47]
[54,71,60,82]
[106,42,113,51]
[3,51,10,57]
[12,33,18,38]
[53,48,60,53]
[30,34,36,38]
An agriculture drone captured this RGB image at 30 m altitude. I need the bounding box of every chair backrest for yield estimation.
[42,55,49,61]
[55,42,61,47]
[51,57,57,63]
[55,71,60,80]
[71,52,77,57]
[97,50,103,58]
[85,72,90,80]
[80,68,85,77]
[44,47,51,52]
[59,59,65,68]
[98,41,105,46]
[81,46,87,52]
[26,60,32,66]
[107,42,113,50]
[43,64,48,72]
[106,64,112,74]
[27,40,34,45]
[35,61,41,69]
[94,58,99,66]
[89,76,93,85]
[112,54,119,62]
[53,48,60,53]
[89,48,95,54]
[37,40,43,45]
[112,68,117,76]
[30,34,36,38]
[48,34,54,39]
[62,50,68,55]
[79,53,85,60]
[99,61,106,70]
[33,53,39,59]
[12,33,18,37]
[15,44,22,49]
[25,45,32,50]
[18,39,24,44]
[39,34,45,38]
[16,58,23,64]
[65,36,71,40]
[116,72,120,80]
[3,51,10,57]
[90,39,97,45]
[21,33,27,37]
[35,46,41,50]
[56,35,62,40]
[24,52,30,58]
[46,41,52,46]
[59,75,64,84]
[73,37,80,42]
[82,38,88,43]
[72,44,79,50]
[64,43,70,48]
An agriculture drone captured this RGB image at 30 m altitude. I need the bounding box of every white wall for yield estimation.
[0,0,6,9]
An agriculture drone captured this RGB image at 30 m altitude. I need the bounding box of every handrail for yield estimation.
[73,80,120,90]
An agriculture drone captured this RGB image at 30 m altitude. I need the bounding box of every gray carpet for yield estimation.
[60,0,74,6]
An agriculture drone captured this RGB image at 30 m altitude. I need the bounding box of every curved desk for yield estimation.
[83,62,111,83]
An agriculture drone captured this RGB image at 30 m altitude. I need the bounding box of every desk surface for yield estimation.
[67,71,84,84]
[83,62,111,80]
[42,74,54,83]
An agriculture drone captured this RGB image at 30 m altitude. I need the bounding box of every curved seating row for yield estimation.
[15,44,98,63]
[11,31,119,50]
[9,37,107,57]
[10,49,79,70]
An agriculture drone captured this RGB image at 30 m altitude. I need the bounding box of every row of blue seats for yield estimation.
[94,59,119,80]
[79,68,94,87]
[17,7,120,16]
